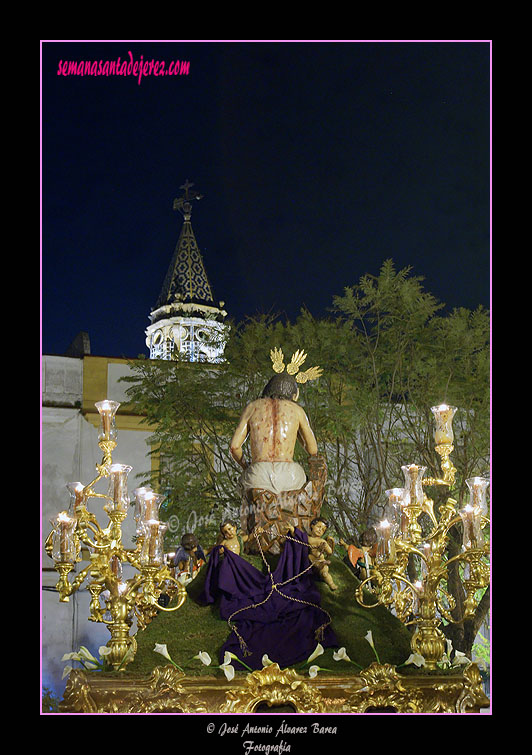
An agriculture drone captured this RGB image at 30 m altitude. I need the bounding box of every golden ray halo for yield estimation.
[269,348,323,383]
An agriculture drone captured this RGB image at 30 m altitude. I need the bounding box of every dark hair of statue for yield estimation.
[361,528,377,547]
[181,533,199,550]
[261,374,299,401]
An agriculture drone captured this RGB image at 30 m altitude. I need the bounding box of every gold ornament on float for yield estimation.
[355,404,490,671]
[45,400,187,672]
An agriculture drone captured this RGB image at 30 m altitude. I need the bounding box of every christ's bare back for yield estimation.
[230,398,318,468]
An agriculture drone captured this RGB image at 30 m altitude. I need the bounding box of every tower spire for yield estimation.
[146,182,228,362]
[155,180,214,309]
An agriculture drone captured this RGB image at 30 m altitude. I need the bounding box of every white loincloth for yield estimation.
[238,461,307,496]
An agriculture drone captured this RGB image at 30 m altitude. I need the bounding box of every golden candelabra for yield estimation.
[45,400,186,671]
[356,404,490,670]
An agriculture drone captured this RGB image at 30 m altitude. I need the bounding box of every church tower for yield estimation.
[146,181,228,362]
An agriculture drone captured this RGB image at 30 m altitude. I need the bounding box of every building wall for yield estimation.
[41,355,153,698]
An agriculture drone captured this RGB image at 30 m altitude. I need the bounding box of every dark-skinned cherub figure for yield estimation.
[173,532,206,581]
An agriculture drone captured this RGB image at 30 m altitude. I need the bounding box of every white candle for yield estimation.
[466,476,490,516]
[108,464,132,513]
[56,511,76,561]
[460,504,482,549]
[66,482,85,513]
[377,519,394,562]
[401,465,427,508]
[144,492,158,521]
[385,488,406,537]
[95,400,120,441]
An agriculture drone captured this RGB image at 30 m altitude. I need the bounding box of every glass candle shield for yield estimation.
[385,488,407,538]
[431,404,457,445]
[133,487,152,534]
[133,488,165,535]
[109,554,123,579]
[140,491,165,522]
[466,476,490,516]
[459,504,483,550]
[376,519,395,563]
[95,400,120,442]
[106,464,133,515]
[66,482,85,515]
[401,464,427,508]
[51,512,78,563]
[139,520,168,566]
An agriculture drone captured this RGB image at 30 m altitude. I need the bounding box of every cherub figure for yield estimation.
[305,517,338,591]
[173,533,206,580]
[214,519,251,557]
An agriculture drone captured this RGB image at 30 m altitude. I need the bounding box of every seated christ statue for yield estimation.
[229,349,327,553]
[190,349,338,671]
[230,372,318,496]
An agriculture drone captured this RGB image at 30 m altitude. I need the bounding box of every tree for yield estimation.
[122,260,490,655]
[326,261,490,657]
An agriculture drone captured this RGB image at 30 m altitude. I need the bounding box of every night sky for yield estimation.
[41,40,491,359]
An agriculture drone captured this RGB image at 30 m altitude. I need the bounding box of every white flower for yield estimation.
[153,643,173,662]
[61,652,81,662]
[62,664,73,679]
[221,662,235,681]
[403,653,426,668]
[306,643,324,664]
[308,665,320,678]
[194,651,212,666]
[333,647,351,662]
[223,651,239,666]
[452,650,471,667]
[78,646,98,664]
[364,629,381,663]
[262,654,274,667]
[84,661,99,670]
[98,646,112,657]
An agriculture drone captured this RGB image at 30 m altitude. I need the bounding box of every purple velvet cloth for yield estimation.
[196,528,338,670]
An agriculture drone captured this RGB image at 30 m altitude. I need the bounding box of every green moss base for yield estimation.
[126,554,413,678]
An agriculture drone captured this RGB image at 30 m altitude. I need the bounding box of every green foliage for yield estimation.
[122,260,489,545]
[121,259,489,658]
[42,687,61,713]
[472,630,490,671]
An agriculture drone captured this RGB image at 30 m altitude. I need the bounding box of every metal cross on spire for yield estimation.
[173,179,203,219]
